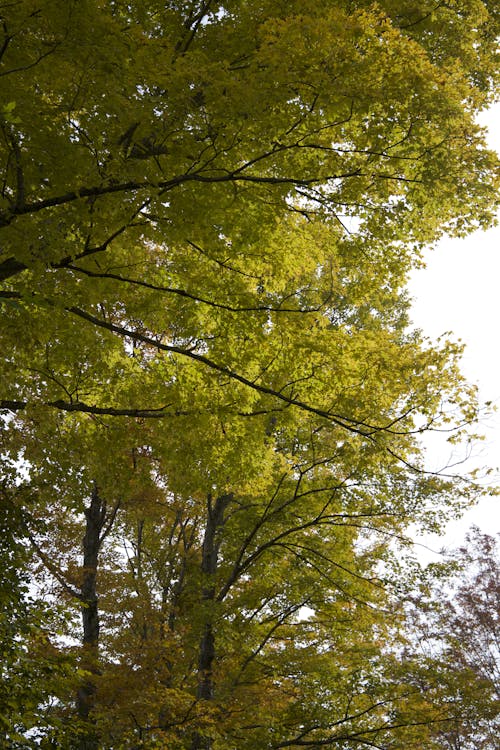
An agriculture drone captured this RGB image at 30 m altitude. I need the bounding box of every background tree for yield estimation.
[0,477,77,748]
[402,528,500,750]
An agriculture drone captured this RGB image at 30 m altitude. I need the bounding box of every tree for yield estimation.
[16,416,469,749]
[402,527,500,750]
[1,1,499,748]
[1,0,498,424]
[0,479,77,748]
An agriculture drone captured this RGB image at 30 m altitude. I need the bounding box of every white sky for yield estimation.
[409,102,500,557]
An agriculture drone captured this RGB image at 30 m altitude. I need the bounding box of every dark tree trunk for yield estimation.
[191,493,232,750]
[158,515,195,732]
[76,486,107,750]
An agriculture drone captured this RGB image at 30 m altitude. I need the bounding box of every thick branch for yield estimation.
[0,398,184,417]
[66,305,383,437]
[0,165,368,226]
[0,203,148,282]
[65,264,324,314]
[0,256,27,281]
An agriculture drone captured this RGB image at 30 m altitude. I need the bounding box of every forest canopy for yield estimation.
[0,1,499,748]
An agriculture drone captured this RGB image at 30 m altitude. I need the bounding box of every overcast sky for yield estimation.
[408,102,500,556]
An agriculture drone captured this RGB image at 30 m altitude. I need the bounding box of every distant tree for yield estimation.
[0,481,76,748]
[403,527,500,750]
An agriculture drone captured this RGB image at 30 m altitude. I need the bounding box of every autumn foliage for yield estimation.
[0,1,499,748]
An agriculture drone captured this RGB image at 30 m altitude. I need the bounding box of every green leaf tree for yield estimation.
[0,1,499,748]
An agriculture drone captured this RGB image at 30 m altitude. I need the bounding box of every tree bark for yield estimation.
[191,493,232,750]
[76,486,107,750]
[158,514,196,732]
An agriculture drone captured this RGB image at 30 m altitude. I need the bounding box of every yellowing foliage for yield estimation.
[0,1,499,748]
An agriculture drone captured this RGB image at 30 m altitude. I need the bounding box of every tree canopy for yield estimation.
[0,1,499,748]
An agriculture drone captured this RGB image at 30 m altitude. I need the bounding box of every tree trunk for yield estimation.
[191,493,232,750]
[76,486,107,750]
[158,514,195,732]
